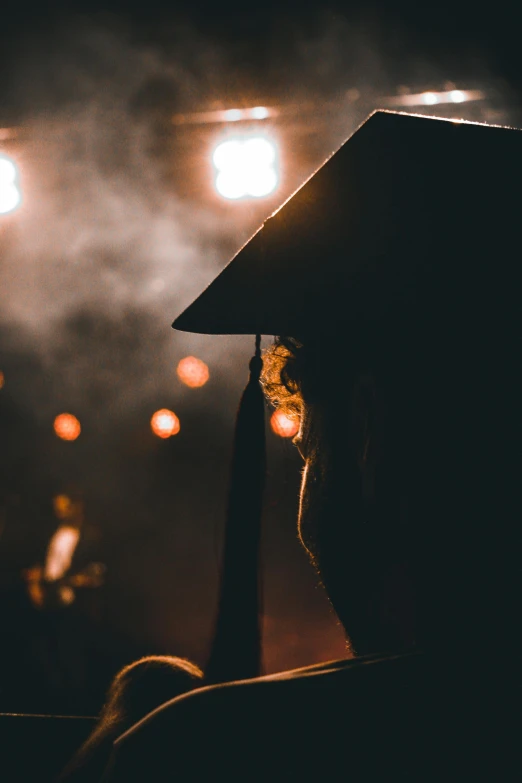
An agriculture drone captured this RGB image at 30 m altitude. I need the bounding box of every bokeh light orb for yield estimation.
[450,89,466,103]
[177,356,210,388]
[251,106,269,120]
[54,413,81,441]
[243,137,275,166]
[270,410,299,438]
[422,92,439,105]
[0,157,16,181]
[212,135,279,200]
[59,585,76,605]
[212,140,242,171]
[0,154,21,215]
[247,167,278,198]
[151,408,180,438]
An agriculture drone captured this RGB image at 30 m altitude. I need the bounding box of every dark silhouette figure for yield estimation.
[204,336,265,685]
[58,655,202,782]
[102,112,522,781]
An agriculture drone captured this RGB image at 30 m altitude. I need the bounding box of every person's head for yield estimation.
[58,655,203,782]
[102,655,204,729]
[173,111,522,667]
[262,315,522,662]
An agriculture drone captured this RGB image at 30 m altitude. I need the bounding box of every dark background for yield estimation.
[1,1,522,715]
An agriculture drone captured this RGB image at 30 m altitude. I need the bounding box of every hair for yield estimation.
[58,655,203,782]
[261,336,304,419]
[261,321,522,664]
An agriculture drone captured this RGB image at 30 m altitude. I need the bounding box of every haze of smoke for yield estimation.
[0,11,512,423]
[0,16,259,421]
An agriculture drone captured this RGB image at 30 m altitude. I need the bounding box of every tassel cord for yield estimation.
[205,335,266,685]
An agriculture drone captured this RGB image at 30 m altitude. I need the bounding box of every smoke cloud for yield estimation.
[0,11,512,424]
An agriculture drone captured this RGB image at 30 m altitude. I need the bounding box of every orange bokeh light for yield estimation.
[270,410,299,438]
[54,413,81,441]
[0,370,4,388]
[151,408,180,438]
[177,356,210,388]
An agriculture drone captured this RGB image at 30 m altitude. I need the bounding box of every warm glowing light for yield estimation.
[70,562,106,588]
[212,135,279,199]
[151,408,180,438]
[422,92,439,105]
[177,356,210,388]
[54,413,81,441]
[54,494,73,519]
[213,140,241,171]
[270,410,299,438]
[450,89,466,103]
[244,137,276,165]
[53,493,83,523]
[224,109,242,121]
[44,525,80,582]
[25,569,45,608]
[0,154,21,215]
[0,370,4,389]
[251,106,269,119]
[59,585,76,605]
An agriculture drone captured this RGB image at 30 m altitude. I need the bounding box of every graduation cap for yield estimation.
[172,111,522,682]
[174,110,522,337]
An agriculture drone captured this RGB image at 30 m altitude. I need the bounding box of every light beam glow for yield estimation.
[212,135,279,200]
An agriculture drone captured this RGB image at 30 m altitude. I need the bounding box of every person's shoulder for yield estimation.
[117,649,422,745]
[103,650,519,782]
[103,651,426,782]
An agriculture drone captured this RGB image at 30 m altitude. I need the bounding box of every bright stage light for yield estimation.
[450,90,466,103]
[251,106,269,119]
[0,154,21,215]
[212,136,279,200]
[224,109,242,122]
[151,408,180,438]
[422,92,439,105]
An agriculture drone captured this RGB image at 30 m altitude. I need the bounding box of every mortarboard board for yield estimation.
[174,110,522,338]
[173,111,522,684]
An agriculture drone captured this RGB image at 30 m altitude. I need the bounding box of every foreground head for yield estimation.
[103,655,204,727]
[262,318,522,662]
[59,656,203,782]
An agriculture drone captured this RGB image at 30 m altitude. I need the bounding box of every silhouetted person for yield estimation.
[58,655,202,782]
[102,112,521,781]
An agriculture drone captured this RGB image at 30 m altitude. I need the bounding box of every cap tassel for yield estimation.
[204,335,266,684]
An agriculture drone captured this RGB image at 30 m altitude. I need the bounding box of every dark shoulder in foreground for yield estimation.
[102,650,519,782]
